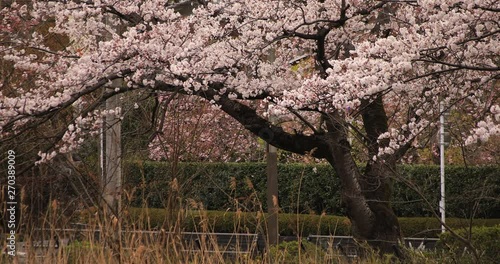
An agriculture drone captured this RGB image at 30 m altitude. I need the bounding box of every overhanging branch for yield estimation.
[154,81,330,159]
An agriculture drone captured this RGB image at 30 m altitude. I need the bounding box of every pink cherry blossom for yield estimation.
[1,0,498,253]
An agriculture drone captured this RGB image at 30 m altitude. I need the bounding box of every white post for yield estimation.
[100,16,122,216]
[266,114,279,245]
[439,102,446,233]
[103,85,122,215]
[265,50,279,245]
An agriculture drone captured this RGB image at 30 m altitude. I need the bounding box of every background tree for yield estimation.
[1,0,498,254]
[148,94,264,162]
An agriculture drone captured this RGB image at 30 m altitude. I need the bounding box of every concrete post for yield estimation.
[102,83,122,215]
[266,139,279,245]
[439,102,446,233]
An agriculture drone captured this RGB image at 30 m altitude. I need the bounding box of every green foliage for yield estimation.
[124,162,500,218]
[125,208,500,238]
[438,225,500,264]
[125,208,352,236]
[267,240,327,264]
[276,213,351,236]
[123,161,346,214]
[66,241,99,263]
[394,165,500,218]
[398,217,500,238]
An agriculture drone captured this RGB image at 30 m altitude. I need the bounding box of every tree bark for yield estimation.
[323,110,402,255]
[156,83,404,254]
[360,162,402,254]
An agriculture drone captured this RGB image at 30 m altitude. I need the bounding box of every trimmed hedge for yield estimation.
[123,162,500,218]
[125,208,500,238]
[394,165,500,218]
[439,225,500,263]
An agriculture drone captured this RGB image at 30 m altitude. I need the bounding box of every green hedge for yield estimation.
[123,162,500,218]
[393,165,500,218]
[439,225,500,263]
[125,208,500,238]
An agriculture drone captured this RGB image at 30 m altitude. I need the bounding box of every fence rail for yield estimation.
[9,227,439,260]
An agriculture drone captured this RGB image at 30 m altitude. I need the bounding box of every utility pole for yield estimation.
[265,49,279,245]
[101,82,122,216]
[266,110,279,245]
[266,139,279,245]
[100,15,123,217]
[439,101,447,233]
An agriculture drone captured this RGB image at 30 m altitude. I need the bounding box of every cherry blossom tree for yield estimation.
[148,94,264,162]
[1,0,499,253]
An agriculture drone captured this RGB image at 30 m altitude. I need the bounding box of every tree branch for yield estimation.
[1,69,133,138]
[414,59,500,72]
[154,81,330,159]
[360,96,390,158]
[287,107,320,134]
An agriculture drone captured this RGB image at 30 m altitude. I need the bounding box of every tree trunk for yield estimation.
[360,161,402,254]
[332,158,402,255]
[203,89,404,254]
[324,111,402,255]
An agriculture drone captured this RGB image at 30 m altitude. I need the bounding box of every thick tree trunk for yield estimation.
[328,152,402,255]
[201,88,404,254]
[324,110,402,255]
[330,157,401,255]
[360,161,402,254]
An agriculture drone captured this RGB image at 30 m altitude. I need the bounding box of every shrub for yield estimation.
[267,240,327,264]
[398,217,500,238]
[394,165,500,218]
[438,225,500,264]
[123,162,500,218]
[125,208,500,238]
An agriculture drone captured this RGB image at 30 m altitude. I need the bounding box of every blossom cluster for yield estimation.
[1,0,498,163]
[148,95,263,162]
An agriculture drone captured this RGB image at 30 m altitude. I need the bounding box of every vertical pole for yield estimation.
[265,49,279,245]
[266,141,279,245]
[103,85,122,215]
[100,122,105,197]
[100,15,122,216]
[439,102,446,233]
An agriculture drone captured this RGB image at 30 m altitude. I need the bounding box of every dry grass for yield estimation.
[0,177,457,264]
[1,185,347,264]
[2,204,451,264]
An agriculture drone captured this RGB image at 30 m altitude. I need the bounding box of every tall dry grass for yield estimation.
[2,174,350,264]
[1,172,462,264]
